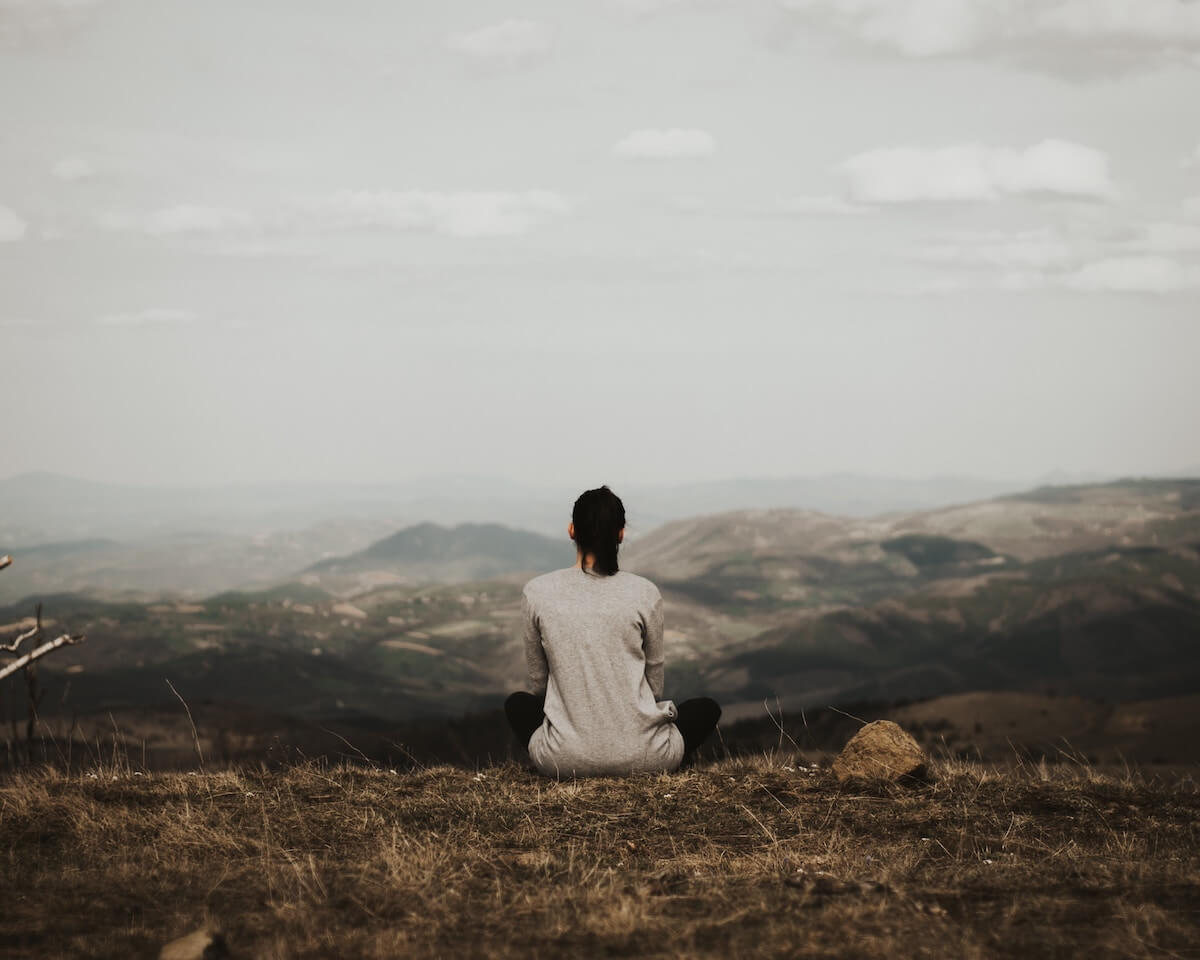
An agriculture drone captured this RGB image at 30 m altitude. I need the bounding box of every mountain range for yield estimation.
[2,475,1198,766]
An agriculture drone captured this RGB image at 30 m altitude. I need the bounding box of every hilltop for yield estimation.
[303,521,570,591]
[0,754,1196,959]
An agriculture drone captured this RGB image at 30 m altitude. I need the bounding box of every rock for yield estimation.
[159,927,230,960]
[832,720,928,783]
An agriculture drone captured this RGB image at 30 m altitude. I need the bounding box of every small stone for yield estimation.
[159,927,230,960]
[832,720,928,783]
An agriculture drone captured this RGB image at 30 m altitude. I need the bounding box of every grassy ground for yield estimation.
[1,752,1197,959]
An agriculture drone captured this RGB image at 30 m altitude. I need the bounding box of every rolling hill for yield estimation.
[4,477,1199,767]
[302,521,573,590]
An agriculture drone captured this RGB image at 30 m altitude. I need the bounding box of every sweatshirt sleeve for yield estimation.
[522,588,549,696]
[642,588,666,700]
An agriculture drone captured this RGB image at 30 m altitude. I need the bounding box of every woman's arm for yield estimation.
[642,589,665,700]
[522,588,549,695]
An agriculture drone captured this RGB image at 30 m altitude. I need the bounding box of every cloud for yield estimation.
[777,194,875,216]
[839,140,1114,203]
[93,308,195,327]
[0,205,26,242]
[293,190,572,238]
[612,0,689,14]
[446,20,554,64]
[911,219,1200,295]
[52,156,94,181]
[611,128,716,159]
[1127,222,1200,255]
[98,192,572,245]
[141,205,255,236]
[779,0,1200,69]
[0,0,103,48]
[1185,197,1200,219]
[97,204,255,236]
[917,227,1078,270]
[1063,256,1200,293]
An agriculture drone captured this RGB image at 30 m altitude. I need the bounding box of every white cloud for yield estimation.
[611,128,716,159]
[777,194,875,216]
[0,0,103,48]
[1063,256,1200,293]
[1184,145,1200,169]
[917,227,1077,270]
[93,308,195,326]
[446,20,554,64]
[780,0,1200,67]
[612,0,689,14]
[895,275,976,297]
[0,316,37,327]
[142,205,254,236]
[1036,1,1200,45]
[98,192,571,245]
[294,190,572,238]
[0,205,26,242]
[52,156,94,181]
[839,140,1114,203]
[1185,197,1200,219]
[908,217,1200,294]
[98,204,255,236]
[1129,222,1200,255]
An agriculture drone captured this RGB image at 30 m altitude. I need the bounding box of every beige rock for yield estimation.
[159,927,230,960]
[832,720,928,783]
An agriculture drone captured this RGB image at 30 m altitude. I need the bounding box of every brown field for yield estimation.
[1,752,1197,959]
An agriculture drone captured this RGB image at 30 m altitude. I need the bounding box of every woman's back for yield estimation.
[521,565,684,777]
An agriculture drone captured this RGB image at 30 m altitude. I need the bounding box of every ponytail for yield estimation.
[572,485,625,577]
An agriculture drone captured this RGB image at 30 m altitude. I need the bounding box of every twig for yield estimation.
[385,739,427,771]
[827,705,869,726]
[737,802,778,844]
[1,602,43,654]
[0,555,11,572]
[318,725,376,768]
[0,632,85,681]
[165,678,205,772]
[762,697,804,756]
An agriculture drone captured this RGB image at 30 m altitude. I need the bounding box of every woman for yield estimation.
[505,485,721,778]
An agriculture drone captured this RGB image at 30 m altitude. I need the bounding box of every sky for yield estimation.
[1,0,1199,490]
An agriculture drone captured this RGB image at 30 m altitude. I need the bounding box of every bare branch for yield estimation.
[0,633,85,682]
[1,602,43,653]
[0,555,11,572]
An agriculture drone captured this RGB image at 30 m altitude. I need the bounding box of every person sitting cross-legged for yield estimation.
[505,484,721,778]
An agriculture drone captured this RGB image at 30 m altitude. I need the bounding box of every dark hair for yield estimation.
[572,485,626,577]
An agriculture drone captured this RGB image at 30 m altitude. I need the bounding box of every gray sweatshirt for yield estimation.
[521,565,685,778]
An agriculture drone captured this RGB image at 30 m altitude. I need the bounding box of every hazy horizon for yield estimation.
[3,1,1199,490]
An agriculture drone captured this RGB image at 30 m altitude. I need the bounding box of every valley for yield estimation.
[2,476,1199,768]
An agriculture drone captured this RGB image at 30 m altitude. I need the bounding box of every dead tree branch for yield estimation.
[0,555,11,572]
[1,602,42,653]
[0,633,86,682]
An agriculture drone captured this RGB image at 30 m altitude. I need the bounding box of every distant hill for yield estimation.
[0,521,389,606]
[7,476,1200,763]
[0,469,1099,549]
[305,521,572,586]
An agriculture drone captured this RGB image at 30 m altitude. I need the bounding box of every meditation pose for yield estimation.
[505,485,721,778]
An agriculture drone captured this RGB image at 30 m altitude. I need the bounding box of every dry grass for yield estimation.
[1,750,1197,959]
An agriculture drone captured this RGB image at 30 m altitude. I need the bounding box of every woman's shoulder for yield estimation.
[523,567,659,601]
[523,566,582,597]
[616,569,662,603]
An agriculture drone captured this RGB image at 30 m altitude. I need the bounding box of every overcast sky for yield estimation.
[2,0,1198,490]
